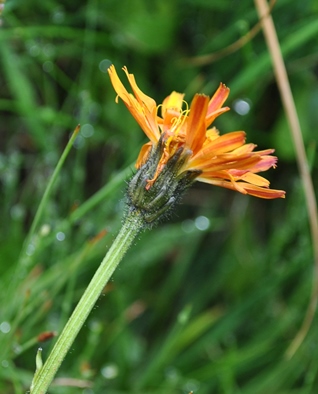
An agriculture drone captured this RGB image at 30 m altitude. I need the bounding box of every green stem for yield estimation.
[30,209,143,394]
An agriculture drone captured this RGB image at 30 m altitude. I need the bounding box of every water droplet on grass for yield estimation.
[26,244,35,256]
[81,124,94,138]
[40,224,51,236]
[99,59,112,73]
[0,321,11,334]
[43,61,54,73]
[29,44,41,57]
[10,204,25,220]
[52,9,65,23]
[233,98,251,115]
[1,360,9,368]
[101,363,118,379]
[194,215,210,231]
[181,219,195,233]
[56,232,65,241]
[73,134,85,149]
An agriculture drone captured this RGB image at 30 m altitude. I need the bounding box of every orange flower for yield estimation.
[108,65,285,200]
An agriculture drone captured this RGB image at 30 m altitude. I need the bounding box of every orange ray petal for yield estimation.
[205,127,220,142]
[206,83,230,127]
[205,107,230,128]
[233,172,271,187]
[239,184,286,199]
[231,143,257,155]
[207,83,230,113]
[122,66,157,111]
[188,131,246,167]
[198,155,262,172]
[108,64,134,105]
[249,148,275,156]
[187,152,258,171]
[135,141,153,168]
[185,94,210,155]
[197,177,285,199]
[108,65,160,143]
[196,168,267,186]
[246,155,278,173]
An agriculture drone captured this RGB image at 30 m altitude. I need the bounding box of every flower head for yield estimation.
[108,65,285,225]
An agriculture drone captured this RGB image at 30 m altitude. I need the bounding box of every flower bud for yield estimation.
[126,140,200,228]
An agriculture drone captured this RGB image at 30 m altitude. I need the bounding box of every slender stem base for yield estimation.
[30,209,143,394]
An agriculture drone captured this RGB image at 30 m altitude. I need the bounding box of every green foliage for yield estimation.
[0,0,318,392]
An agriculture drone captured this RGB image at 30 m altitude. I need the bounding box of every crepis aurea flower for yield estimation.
[108,65,285,227]
[28,68,286,394]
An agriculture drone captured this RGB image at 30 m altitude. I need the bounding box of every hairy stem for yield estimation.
[30,209,143,393]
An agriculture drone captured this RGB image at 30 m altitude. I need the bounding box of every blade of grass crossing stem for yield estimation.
[27,125,80,243]
[1,126,80,359]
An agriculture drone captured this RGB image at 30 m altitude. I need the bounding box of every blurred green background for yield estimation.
[1,0,318,393]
